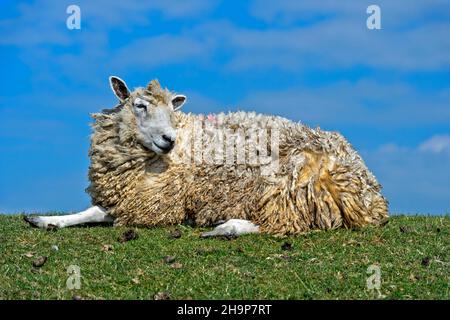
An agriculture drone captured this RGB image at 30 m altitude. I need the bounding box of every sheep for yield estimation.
[24,76,388,237]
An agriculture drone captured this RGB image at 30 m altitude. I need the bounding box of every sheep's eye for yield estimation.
[135,103,147,110]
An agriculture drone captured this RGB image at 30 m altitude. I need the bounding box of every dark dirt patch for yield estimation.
[421,257,431,267]
[163,255,176,264]
[400,226,412,233]
[32,256,47,268]
[154,291,170,300]
[118,229,138,243]
[168,229,182,239]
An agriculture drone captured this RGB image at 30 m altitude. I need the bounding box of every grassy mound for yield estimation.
[0,214,448,299]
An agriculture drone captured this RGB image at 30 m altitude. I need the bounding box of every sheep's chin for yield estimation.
[146,141,171,155]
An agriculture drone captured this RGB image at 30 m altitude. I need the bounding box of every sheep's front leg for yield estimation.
[24,206,114,229]
[200,219,259,238]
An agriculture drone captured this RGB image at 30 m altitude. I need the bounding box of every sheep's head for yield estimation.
[109,76,186,155]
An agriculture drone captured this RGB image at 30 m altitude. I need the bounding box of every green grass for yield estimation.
[0,214,448,300]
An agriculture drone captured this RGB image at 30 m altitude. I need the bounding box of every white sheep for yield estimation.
[25,76,388,237]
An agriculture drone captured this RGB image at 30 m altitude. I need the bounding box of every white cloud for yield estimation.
[0,1,221,87]
[377,143,409,154]
[222,0,450,71]
[213,20,450,71]
[250,0,450,27]
[236,80,450,127]
[111,35,209,70]
[0,0,217,46]
[2,0,449,76]
[362,138,450,214]
[419,134,450,154]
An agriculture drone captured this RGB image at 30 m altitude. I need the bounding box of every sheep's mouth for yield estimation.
[152,141,173,154]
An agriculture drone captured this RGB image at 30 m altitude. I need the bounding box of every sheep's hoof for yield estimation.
[23,216,41,228]
[200,219,259,238]
[200,230,235,239]
[200,219,259,239]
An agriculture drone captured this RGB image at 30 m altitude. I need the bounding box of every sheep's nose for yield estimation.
[162,134,175,145]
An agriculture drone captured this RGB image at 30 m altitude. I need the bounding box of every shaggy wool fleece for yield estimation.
[87,82,388,236]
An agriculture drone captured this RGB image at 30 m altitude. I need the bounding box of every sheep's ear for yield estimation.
[172,95,186,111]
[109,76,130,102]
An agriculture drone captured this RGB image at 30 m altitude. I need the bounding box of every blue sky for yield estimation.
[0,0,449,214]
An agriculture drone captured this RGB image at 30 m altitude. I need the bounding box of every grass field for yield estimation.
[0,214,448,300]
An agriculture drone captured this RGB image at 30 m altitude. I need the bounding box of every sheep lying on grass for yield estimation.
[25,77,388,236]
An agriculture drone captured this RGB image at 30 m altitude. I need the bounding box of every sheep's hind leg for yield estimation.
[200,219,259,238]
[24,206,114,229]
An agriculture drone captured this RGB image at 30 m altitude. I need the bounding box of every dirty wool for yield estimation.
[87,80,388,236]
